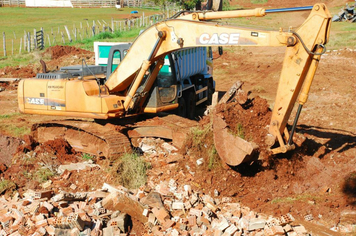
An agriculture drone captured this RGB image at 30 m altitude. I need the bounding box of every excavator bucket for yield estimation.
[212,81,259,166]
[213,113,259,166]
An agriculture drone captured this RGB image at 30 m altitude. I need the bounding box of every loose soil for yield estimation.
[0,45,94,79]
[0,0,355,233]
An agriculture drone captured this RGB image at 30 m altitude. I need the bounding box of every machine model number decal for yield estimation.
[251,32,258,37]
[48,86,64,89]
[27,97,45,105]
[198,33,240,45]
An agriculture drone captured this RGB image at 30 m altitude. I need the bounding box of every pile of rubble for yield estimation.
[332,2,356,22]
[0,177,312,236]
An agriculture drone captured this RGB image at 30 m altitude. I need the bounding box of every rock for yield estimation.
[140,191,164,208]
[57,162,100,174]
[102,191,148,224]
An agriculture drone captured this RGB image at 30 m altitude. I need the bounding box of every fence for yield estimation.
[1,13,172,57]
[0,0,25,7]
[0,0,144,7]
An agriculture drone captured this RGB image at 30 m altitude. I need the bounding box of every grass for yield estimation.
[1,125,31,137]
[114,152,151,189]
[190,123,212,149]
[0,180,16,194]
[208,146,220,170]
[68,27,144,51]
[35,168,55,183]
[0,27,145,69]
[189,122,221,170]
[271,193,319,204]
[328,22,356,49]
[250,0,268,4]
[0,113,21,120]
[0,7,159,56]
[82,153,94,160]
[235,123,245,139]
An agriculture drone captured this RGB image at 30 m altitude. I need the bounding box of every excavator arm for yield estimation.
[104,3,331,155]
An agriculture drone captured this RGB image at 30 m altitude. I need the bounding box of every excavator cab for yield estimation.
[144,54,179,112]
[106,43,131,79]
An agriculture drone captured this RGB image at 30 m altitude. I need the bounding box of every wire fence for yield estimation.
[0,0,151,8]
[0,10,180,58]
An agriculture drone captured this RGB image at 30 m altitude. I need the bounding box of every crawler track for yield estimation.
[32,120,131,159]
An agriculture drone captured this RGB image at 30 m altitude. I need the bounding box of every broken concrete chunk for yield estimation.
[57,162,100,174]
[172,201,184,210]
[248,218,265,231]
[52,192,88,202]
[161,142,178,153]
[108,213,130,233]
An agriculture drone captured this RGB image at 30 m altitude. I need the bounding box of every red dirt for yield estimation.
[36,138,80,164]
[215,94,272,160]
[0,135,21,166]
[44,45,93,60]
[0,1,355,233]
[0,45,95,79]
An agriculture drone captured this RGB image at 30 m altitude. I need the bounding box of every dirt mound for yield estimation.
[0,45,95,79]
[0,135,22,166]
[0,64,38,79]
[186,89,273,166]
[215,95,272,160]
[44,45,93,60]
[0,137,82,195]
[36,138,79,164]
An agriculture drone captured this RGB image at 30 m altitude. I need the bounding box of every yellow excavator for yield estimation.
[17,4,331,166]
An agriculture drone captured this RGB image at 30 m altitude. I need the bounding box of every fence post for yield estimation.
[3,32,6,57]
[36,30,44,50]
[64,26,72,42]
[41,27,44,46]
[47,34,51,46]
[27,32,31,52]
[19,38,22,54]
[61,32,65,44]
[34,29,37,49]
[111,18,114,32]
[24,32,26,52]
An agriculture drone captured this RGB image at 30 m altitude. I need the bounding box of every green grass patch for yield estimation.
[1,125,31,137]
[0,113,21,120]
[328,22,356,49]
[189,122,221,170]
[208,146,220,170]
[115,152,151,189]
[0,7,159,58]
[69,27,143,51]
[35,168,55,183]
[82,153,94,160]
[250,0,267,4]
[271,194,319,204]
[235,123,245,139]
[0,180,16,194]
